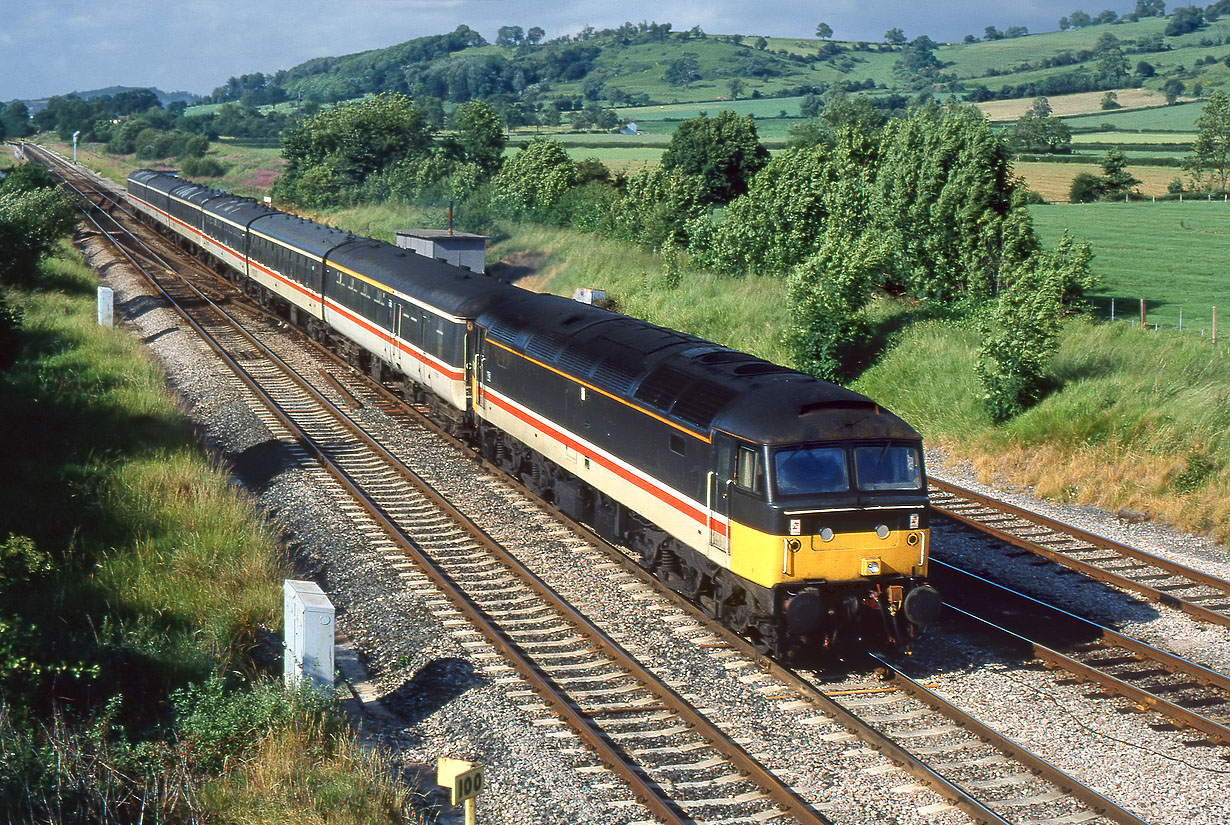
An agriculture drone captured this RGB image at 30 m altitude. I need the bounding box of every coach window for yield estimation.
[736,446,764,494]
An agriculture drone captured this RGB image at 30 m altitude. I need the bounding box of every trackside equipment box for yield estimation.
[283,579,335,690]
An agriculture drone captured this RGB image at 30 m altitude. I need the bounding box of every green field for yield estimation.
[1066,101,1207,132]
[1069,131,1193,145]
[1031,202,1230,333]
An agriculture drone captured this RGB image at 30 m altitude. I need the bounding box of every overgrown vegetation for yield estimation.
[0,168,409,822]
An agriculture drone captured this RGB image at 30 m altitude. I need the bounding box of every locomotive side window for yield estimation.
[736,446,763,493]
[669,434,686,456]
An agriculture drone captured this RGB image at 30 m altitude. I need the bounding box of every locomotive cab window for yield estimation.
[853,444,923,491]
[736,446,763,494]
[773,445,849,496]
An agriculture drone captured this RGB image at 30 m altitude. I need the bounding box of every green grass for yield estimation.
[857,313,1230,541]
[0,244,410,822]
[1066,101,1207,131]
[1030,202,1230,333]
[1069,131,1194,145]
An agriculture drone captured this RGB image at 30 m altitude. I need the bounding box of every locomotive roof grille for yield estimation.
[634,364,690,410]
[484,318,520,344]
[671,379,734,430]
[556,345,599,377]
[591,359,640,395]
[524,331,567,362]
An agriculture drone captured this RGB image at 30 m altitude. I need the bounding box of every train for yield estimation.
[124,169,940,659]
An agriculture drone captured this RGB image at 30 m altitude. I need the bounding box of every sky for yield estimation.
[2,1,1141,101]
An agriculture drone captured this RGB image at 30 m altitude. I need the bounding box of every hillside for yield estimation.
[195,11,1230,111]
[23,85,198,113]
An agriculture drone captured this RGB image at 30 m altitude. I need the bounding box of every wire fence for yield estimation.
[1105,298,1224,348]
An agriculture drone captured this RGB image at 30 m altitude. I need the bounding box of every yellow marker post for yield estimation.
[437,757,484,825]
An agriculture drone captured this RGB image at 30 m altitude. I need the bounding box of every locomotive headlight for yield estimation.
[818,527,834,542]
[861,558,882,576]
[875,524,890,539]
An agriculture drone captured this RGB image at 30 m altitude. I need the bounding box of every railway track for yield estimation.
[929,477,1230,628]
[931,560,1230,746]
[27,143,1157,824]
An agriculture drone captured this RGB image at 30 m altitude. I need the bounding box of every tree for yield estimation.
[1007,98,1072,153]
[0,183,75,283]
[1069,171,1105,202]
[527,26,545,46]
[1163,77,1186,104]
[985,26,1005,40]
[490,138,578,221]
[1099,148,1140,198]
[1186,90,1230,191]
[452,100,505,177]
[1059,16,1071,29]
[274,92,432,207]
[0,101,31,139]
[1166,5,1204,35]
[1136,60,1157,78]
[754,37,768,50]
[1135,0,1165,17]
[1101,91,1121,110]
[663,55,702,87]
[1095,46,1130,86]
[496,25,524,46]
[816,22,833,39]
[660,111,770,205]
[1095,9,1119,23]
[1069,9,1093,27]
[884,28,907,46]
[978,234,1093,421]
[728,78,745,100]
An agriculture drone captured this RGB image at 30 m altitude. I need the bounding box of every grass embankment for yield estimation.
[858,317,1230,542]
[0,243,407,823]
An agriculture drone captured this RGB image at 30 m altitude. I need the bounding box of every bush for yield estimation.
[1070,172,1104,203]
[179,157,227,178]
[171,674,334,771]
[0,187,76,283]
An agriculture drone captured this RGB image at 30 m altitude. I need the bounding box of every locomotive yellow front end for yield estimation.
[710,393,940,658]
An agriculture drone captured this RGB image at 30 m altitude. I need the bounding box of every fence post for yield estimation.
[1140,298,1146,328]
[1215,306,1219,347]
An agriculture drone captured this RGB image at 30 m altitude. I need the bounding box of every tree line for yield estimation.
[271,92,1094,422]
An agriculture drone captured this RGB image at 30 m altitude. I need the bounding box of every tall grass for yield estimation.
[0,244,410,822]
[859,315,1230,543]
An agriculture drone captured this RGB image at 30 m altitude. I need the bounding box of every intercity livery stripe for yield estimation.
[480,385,729,539]
[323,299,464,382]
[128,192,464,383]
[486,338,713,445]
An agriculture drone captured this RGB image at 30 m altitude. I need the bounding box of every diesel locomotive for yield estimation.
[125,169,940,658]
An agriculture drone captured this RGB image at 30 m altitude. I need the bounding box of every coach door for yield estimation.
[387,298,402,367]
[708,433,736,554]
